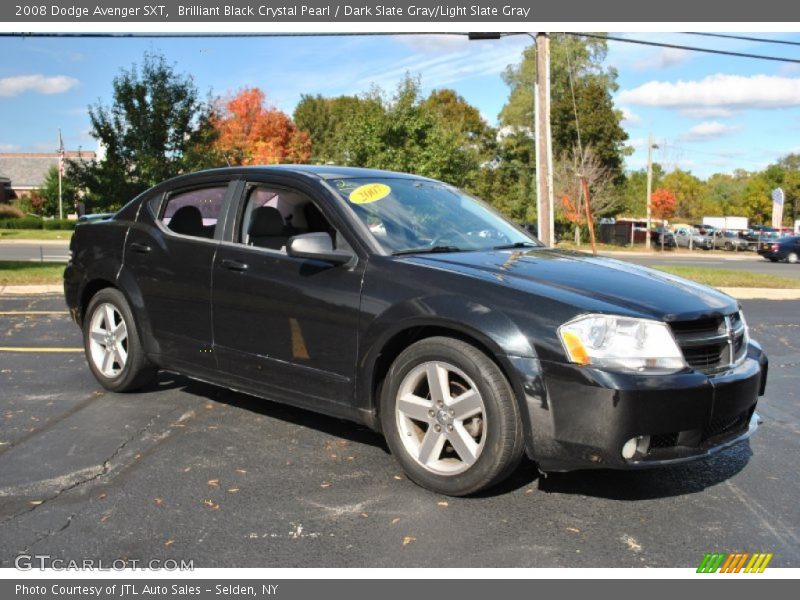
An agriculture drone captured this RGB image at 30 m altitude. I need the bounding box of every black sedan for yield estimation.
[758,236,800,263]
[64,166,768,495]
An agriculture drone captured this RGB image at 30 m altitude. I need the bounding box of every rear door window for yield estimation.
[160,185,227,239]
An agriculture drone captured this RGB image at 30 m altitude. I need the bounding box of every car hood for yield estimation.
[405,248,738,321]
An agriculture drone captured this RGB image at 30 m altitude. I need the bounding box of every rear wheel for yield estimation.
[380,337,524,496]
[83,288,157,392]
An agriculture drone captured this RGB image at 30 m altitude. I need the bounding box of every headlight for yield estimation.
[558,314,686,373]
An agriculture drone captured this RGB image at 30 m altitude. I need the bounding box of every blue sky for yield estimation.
[1,32,799,179]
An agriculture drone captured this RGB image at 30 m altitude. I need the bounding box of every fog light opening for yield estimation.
[622,435,651,459]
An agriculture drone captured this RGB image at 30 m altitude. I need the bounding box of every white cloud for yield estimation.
[618,74,800,115]
[633,48,691,71]
[0,143,19,152]
[352,37,527,98]
[681,121,741,141]
[680,107,736,119]
[621,107,641,126]
[0,74,79,97]
[393,34,471,53]
[627,137,646,150]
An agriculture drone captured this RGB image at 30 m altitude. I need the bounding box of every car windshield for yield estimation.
[329,178,540,254]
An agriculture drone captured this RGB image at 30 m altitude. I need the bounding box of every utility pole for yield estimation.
[645,133,654,250]
[534,32,554,247]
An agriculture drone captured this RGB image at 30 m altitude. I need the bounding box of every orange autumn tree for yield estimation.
[212,87,311,165]
[651,188,677,221]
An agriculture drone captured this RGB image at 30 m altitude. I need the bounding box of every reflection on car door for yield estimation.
[125,180,237,370]
[211,182,363,415]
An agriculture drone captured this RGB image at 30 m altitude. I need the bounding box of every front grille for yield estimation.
[669,312,747,374]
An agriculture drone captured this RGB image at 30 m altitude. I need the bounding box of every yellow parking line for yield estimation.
[0,347,83,353]
[0,311,69,316]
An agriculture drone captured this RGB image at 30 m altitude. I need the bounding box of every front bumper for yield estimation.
[507,341,767,472]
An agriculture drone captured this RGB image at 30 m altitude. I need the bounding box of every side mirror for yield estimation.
[286,232,353,265]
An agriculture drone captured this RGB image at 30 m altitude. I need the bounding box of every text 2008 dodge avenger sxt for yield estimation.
[64,166,767,495]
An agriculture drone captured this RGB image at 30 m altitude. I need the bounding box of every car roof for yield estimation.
[176,165,437,183]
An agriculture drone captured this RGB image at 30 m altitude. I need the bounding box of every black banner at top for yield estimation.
[2,0,800,23]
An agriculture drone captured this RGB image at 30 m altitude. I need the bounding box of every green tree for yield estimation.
[661,169,704,220]
[70,52,218,211]
[293,93,382,164]
[500,34,629,182]
[703,171,749,216]
[762,154,800,225]
[619,164,663,216]
[35,166,77,217]
[475,130,536,222]
[729,174,772,224]
[332,77,479,188]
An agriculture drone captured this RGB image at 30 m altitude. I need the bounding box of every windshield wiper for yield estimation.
[392,245,465,256]
[492,241,540,250]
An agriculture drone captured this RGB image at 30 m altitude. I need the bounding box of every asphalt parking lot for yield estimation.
[0,294,798,568]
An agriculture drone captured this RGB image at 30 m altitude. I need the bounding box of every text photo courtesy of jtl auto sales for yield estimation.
[0,0,798,593]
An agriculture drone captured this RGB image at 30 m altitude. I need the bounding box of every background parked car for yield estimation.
[693,223,717,237]
[674,226,712,250]
[744,226,777,243]
[720,230,750,251]
[758,236,800,263]
[77,213,115,224]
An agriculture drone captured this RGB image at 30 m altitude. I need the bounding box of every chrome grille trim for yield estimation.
[670,311,747,374]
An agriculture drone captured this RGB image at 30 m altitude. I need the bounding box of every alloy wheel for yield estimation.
[395,361,486,475]
[88,302,129,378]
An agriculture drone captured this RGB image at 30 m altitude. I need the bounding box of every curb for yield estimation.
[0,239,71,245]
[0,285,63,295]
[718,287,800,300]
[598,251,759,261]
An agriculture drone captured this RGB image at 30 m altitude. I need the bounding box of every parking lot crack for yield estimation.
[0,407,178,529]
[0,391,106,458]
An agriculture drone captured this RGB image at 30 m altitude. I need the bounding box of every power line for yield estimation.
[682,32,800,48]
[0,31,463,38]
[568,32,800,64]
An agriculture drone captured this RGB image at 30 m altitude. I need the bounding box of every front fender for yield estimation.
[356,293,536,422]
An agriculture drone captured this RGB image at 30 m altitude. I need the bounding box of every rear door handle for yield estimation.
[129,242,151,254]
[221,259,248,272]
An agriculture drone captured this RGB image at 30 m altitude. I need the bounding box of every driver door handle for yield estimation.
[129,242,151,254]
[221,259,249,272]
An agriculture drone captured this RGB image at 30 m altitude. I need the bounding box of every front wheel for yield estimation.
[787,252,799,264]
[380,337,524,496]
[83,288,157,392]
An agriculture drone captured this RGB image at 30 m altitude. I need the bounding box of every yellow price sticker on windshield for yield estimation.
[349,183,391,204]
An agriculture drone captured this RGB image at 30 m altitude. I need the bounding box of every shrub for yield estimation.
[43,219,76,230]
[0,204,24,219]
[0,216,44,229]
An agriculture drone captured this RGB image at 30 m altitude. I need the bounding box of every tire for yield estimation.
[787,252,799,264]
[380,336,524,496]
[83,288,157,392]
